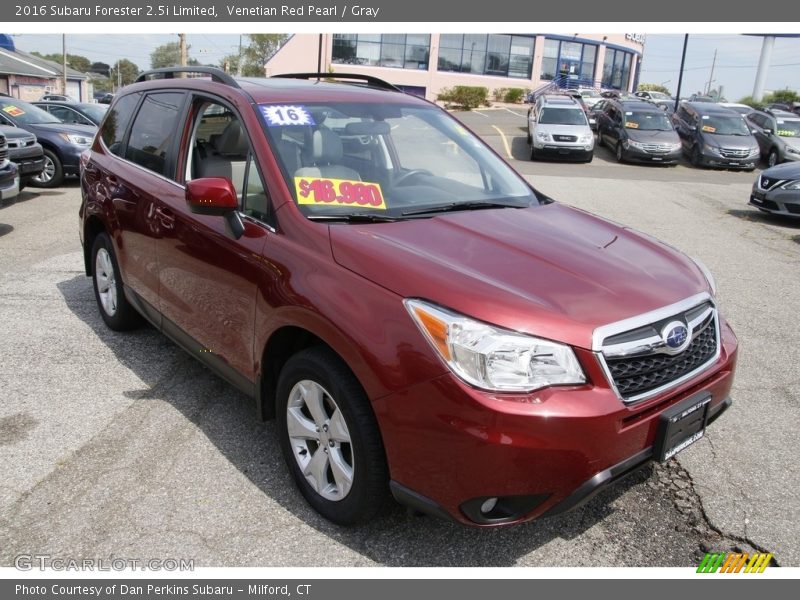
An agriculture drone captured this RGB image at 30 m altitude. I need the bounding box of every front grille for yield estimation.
[0,148,8,162]
[553,135,577,142]
[6,137,35,149]
[605,322,717,400]
[759,175,783,190]
[719,148,749,159]
[640,143,672,153]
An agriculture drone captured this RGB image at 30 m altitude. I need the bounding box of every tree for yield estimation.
[241,34,288,76]
[110,59,140,87]
[150,41,203,69]
[31,51,92,73]
[637,83,671,95]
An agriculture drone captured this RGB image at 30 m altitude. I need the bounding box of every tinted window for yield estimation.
[125,92,184,177]
[48,106,91,125]
[100,93,141,157]
[539,107,587,125]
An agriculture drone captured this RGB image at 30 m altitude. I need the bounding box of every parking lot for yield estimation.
[0,107,798,568]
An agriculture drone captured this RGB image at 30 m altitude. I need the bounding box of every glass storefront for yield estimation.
[540,38,598,84]
[602,47,634,89]
[332,34,431,70]
[437,34,534,79]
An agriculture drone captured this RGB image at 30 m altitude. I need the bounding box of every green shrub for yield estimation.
[437,86,489,110]
[503,88,525,103]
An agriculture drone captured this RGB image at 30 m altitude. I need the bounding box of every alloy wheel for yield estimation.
[94,248,117,316]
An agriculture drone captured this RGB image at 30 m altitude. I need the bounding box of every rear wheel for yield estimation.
[30,149,64,188]
[615,143,625,163]
[91,233,141,331]
[276,347,388,526]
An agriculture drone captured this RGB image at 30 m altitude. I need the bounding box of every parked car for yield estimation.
[749,161,800,217]
[97,93,114,105]
[595,99,682,164]
[0,132,20,201]
[689,94,715,103]
[0,125,45,190]
[40,94,74,102]
[0,98,96,187]
[672,102,760,170]
[527,94,594,161]
[33,101,108,126]
[81,67,737,527]
[745,109,800,167]
[718,102,755,117]
[634,90,674,103]
[575,88,603,109]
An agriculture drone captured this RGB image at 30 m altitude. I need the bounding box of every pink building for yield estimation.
[266,33,644,100]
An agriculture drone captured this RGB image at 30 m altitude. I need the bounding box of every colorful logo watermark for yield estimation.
[697,552,773,573]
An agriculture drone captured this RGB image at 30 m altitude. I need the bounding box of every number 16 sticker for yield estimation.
[260,105,315,127]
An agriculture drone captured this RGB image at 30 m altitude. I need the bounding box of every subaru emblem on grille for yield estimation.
[662,321,690,354]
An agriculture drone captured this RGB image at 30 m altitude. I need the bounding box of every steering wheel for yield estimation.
[393,169,433,187]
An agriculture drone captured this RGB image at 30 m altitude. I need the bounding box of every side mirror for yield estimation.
[186,177,244,239]
[763,128,772,135]
[688,125,697,132]
[589,118,596,126]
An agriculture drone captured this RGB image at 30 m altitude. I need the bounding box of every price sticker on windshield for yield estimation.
[2,105,24,117]
[701,125,716,133]
[625,121,639,128]
[294,177,387,209]
[260,105,315,127]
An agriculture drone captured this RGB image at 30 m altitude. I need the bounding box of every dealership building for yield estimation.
[265,33,644,100]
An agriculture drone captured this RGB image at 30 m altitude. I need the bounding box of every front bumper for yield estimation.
[60,144,88,176]
[534,144,594,161]
[375,318,738,526]
[10,144,45,180]
[0,162,20,201]
[622,145,682,164]
[699,150,758,169]
[750,186,800,217]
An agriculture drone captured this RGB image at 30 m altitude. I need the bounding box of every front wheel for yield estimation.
[30,149,64,188]
[690,146,704,167]
[615,143,625,163]
[767,149,779,168]
[276,347,388,526]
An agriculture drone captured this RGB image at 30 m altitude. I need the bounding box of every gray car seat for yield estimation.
[198,120,249,186]
[295,128,360,181]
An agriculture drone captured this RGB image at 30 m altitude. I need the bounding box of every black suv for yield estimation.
[672,102,759,170]
[595,99,682,164]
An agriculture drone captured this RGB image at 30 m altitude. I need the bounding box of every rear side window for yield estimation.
[100,93,141,157]
[125,92,185,178]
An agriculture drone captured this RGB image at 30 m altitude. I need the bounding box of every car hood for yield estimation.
[626,128,680,144]
[762,160,800,180]
[0,124,36,140]
[780,136,800,151]
[330,203,709,350]
[703,134,756,149]
[23,122,96,137]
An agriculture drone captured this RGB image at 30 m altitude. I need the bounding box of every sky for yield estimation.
[10,32,800,102]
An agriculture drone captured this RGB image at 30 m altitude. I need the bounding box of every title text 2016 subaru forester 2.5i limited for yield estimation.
[80,68,738,527]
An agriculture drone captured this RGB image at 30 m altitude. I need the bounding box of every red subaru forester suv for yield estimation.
[80,68,738,526]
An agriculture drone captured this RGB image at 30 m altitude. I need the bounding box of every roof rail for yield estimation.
[271,72,401,93]
[136,66,240,88]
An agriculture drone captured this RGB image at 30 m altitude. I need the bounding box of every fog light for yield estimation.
[480,497,498,514]
[584,145,592,151]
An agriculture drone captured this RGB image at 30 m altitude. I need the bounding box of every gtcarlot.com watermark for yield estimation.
[14,554,194,571]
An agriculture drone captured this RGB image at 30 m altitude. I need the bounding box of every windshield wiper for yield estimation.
[401,200,526,217]
[307,213,400,223]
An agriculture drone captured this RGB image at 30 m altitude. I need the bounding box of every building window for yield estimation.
[332,34,431,70]
[602,47,634,90]
[540,38,598,84]
[437,34,534,79]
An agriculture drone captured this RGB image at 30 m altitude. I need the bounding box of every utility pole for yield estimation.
[705,49,717,96]
[179,33,188,77]
[61,34,68,97]
[674,34,689,112]
[236,35,243,76]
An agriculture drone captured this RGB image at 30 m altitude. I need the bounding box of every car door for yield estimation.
[153,95,271,390]
[747,114,769,153]
[48,105,93,126]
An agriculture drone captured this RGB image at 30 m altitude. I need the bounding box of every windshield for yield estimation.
[581,90,600,98]
[539,107,587,126]
[624,111,673,131]
[0,100,62,125]
[649,92,670,100]
[775,120,800,138]
[77,103,108,122]
[700,115,751,136]
[260,102,537,219]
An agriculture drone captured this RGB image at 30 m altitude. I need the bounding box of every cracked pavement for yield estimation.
[0,117,798,566]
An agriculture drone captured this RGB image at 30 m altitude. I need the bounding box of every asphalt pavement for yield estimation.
[0,111,798,567]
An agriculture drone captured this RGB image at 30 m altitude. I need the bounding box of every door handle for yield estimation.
[154,206,175,229]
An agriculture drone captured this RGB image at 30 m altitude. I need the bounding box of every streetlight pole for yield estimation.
[674,34,689,112]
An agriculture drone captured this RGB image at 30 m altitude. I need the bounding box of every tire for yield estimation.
[690,146,703,168]
[276,347,388,526]
[30,149,64,188]
[91,232,141,331]
[530,145,537,161]
[526,130,532,145]
[584,152,594,163]
[767,149,779,168]
[615,143,625,163]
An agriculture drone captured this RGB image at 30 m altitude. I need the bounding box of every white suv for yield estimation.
[527,95,594,162]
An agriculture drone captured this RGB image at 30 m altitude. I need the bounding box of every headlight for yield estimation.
[703,144,721,155]
[781,180,800,190]
[786,146,800,155]
[536,132,551,142]
[59,133,93,146]
[578,133,593,144]
[628,140,646,150]
[748,147,760,157]
[690,257,717,296]
[670,142,682,150]
[404,299,586,393]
